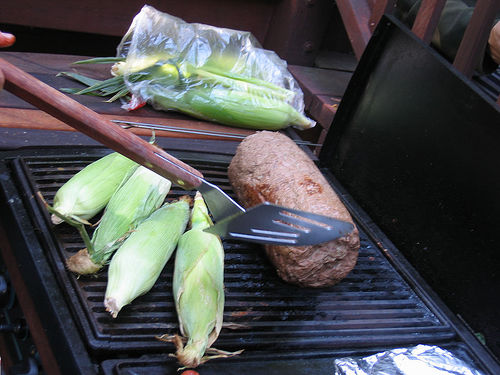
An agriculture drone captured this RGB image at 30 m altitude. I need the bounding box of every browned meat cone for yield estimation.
[228,131,360,287]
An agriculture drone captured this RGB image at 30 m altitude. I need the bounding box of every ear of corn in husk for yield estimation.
[59,59,179,102]
[60,56,315,130]
[181,87,314,130]
[104,196,191,318]
[66,166,171,275]
[158,192,241,368]
[58,6,315,131]
[50,152,137,225]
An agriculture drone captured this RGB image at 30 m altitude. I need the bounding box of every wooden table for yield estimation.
[0,52,258,147]
[0,52,353,152]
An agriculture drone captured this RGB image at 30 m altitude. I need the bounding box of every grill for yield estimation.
[475,67,500,101]
[0,145,494,374]
[1,16,499,375]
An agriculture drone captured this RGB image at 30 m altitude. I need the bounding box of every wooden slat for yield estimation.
[368,0,395,33]
[0,108,255,141]
[412,0,447,43]
[453,0,500,77]
[336,0,373,59]
[288,64,352,140]
[0,0,335,66]
[0,52,256,142]
[0,52,356,147]
[0,0,277,47]
[264,0,335,66]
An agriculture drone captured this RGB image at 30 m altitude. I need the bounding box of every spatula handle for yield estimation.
[0,57,203,190]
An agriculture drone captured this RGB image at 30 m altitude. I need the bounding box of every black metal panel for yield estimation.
[320,15,500,359]
[0,160,98,374]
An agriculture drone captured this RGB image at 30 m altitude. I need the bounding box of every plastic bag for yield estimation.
[114,5,315,130]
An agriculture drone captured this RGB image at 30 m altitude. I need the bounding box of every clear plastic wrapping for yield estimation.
[114,5,315,130]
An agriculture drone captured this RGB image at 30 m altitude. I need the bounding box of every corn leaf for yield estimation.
[73,57,126,65]
[105,197,190,318]
[75,75,126,95]
[50,152,137,225]
[106,87,132,102]
[66,166,171,275]
[59,88,106,97]
[169,192,228,368]
[57,71,104,87]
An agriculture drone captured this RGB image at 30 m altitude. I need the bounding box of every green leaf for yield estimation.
[73,57,125,65]
[75,75,126,95]
[60,88,107,97]
[106,87,131,102]
[57,71,103,87]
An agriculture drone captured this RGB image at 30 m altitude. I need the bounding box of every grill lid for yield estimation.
[319,15,500,361]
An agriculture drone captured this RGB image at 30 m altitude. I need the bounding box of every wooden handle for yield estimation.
[0,57,203,189]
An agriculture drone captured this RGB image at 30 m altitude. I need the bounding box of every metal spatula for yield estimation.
[0,58,354,246]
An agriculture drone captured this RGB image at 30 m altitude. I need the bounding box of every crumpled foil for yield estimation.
[334,345,484,375]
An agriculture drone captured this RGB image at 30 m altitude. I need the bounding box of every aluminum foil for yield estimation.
[334,345,484,375]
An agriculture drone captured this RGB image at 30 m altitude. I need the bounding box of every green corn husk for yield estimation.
[60,55,315,131]
[158,192,241,368]
[179,62,294,102]
[182,87,314,130]
[66,166,171,275]
[104,196,191,318]
[59,60,179,103]
[50,152,137,225]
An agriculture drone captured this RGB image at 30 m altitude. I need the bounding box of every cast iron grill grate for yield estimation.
[15,149,456,358]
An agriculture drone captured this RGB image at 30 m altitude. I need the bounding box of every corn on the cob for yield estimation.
[158,192,241,368]
[183,88,314,130]
[61,56,316,131]
[66,166,171,275]
[104,196,191,318]
[180,63,294,102]
[50,152,137,225]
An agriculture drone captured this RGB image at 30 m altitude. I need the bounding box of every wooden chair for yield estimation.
[336,0,500,104]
